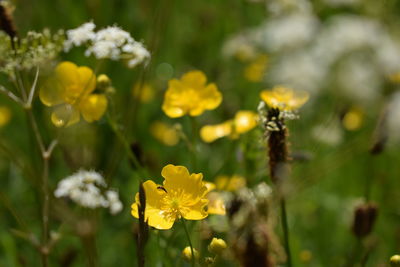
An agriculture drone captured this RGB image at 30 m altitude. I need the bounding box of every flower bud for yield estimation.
[182,246,199,262]
[391,255,400,266]
[208,237,227,254]
[352,202,378,238]
[97,74,111,88]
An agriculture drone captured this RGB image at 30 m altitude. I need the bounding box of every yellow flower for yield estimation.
[233,111,258,135]
[243,54,268,82]
[204,182,226,215]
[260,86,309,111]
[215,175,246,192]
[39,61,108,127]
[0,106,11,127]
[162,70,222,118]
[200,120,233,143]
[131,164,208,230]
[342,107,363,131]
[200,110,258,143]
[149,121,180,146]
[132,83,154,103]
[182,246,199,262]
[208,238,228,254]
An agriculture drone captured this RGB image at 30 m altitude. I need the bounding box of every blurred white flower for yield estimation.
[259,13,319,52]
[387,92,400,143]
[64,22,96,51]
[55,170,123,214]
[64,22,150,68]
[311,119,343,146]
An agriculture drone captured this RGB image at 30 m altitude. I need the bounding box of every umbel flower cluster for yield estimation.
[0,29,65,76]
[55,170,123,215]
[64,22,150,68]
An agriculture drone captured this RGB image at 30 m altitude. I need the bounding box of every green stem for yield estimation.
[181,219,195,267]
[280,198,292,267]
[189,116,198,170]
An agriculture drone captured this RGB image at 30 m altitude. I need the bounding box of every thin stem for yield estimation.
[0,85,25,105]
[181,219,195,267]
[280,198,292,267]
[189,116,198,170]
[26,67,40,108]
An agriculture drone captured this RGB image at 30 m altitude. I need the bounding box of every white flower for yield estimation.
[54,170,123,214]
[64,22,96,51]
[106,190,123,215]
[63,22,150,68]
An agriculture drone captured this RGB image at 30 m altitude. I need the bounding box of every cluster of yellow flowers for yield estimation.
[39,62,310,233]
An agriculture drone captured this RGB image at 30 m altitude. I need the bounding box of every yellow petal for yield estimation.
[233,111,258,134]
[260,86,309,111]
[39,76,65,107]
[51,104,80,127]
[181,70,207,89]
[55,61,79,87]
[162,165,207,199]
[207,192,226,215]
[204,182,216,194]
[77,66,96,96]
[131,180,175,230]
[182,199,209,220]
[199,83,222,110]
[0,106,11,127]
[200,121,232,143]
[79,94,108,123]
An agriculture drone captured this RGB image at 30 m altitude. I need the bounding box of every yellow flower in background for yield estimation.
[182,246,200,262]
[162,70,222,118]
[260,86,309,111]
[233,111,258,135]
[150,121,180,146]
[39,61,108,127]
[132,83,154,103]
[131,164,208,230]
[0,106,11,127]
[243,54,268,82]
[342,107,363,131]
[200,110,258,143]
[215,175,246,192]
[200,120,233,143]
[204,182,226,215]
[389,72,400,83]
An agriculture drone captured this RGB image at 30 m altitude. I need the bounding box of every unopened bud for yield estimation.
[182,246,199,262]
[352,202,378,238]
[391,255,400,266]
[208,237,227,255]
[97,74,111,89]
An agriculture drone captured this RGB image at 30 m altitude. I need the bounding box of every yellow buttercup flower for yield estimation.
[162,70,222,118]
[0,106,11,127]
[215,175,246,192]
[204,182,226,215]
[39,61,108,127]
[200,120,233,143]
[342,107,363,131]
[150,121,180,146]
[243,54,268,83]
[131,164,208,230]
[260,86,309,111]
[200,110,258,143]
[132,83,155,103]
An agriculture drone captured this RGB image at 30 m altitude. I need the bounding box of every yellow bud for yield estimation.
[208,238,227,254]
[182,246,199,262]
[97,74,111,88]
[391,255,400,266]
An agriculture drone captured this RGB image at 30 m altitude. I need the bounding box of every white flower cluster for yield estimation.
[64,22,150,68]
[54,170,123,215]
